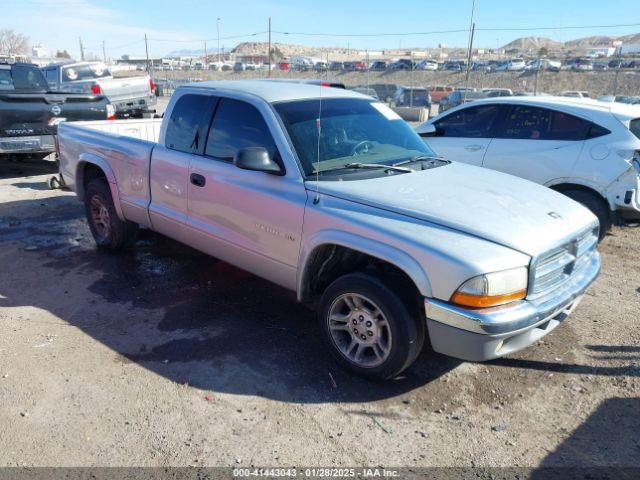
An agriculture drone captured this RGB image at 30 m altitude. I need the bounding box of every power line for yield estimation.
[148,31,268,43]
[272,22,640,38]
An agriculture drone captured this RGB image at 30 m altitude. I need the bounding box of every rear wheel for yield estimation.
[84,178,138,250]
[561,189,611,241]
[319,273,424,380]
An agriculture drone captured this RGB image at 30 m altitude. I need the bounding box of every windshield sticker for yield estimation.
[371,102,402,121]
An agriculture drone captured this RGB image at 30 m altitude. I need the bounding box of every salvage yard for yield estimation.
[0,156,639,468]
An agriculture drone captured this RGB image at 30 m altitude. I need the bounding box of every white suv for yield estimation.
[416,96,640,237]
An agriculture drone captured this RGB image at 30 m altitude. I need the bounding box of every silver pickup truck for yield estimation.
[58,81,601,380]
[42,62,156,118]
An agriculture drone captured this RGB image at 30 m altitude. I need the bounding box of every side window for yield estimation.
[499,106,590,140]
[44,69,56,82]
[500,106,552,139]
[205,98,277,161]
[165,94,212,153]
[434,104,503,138]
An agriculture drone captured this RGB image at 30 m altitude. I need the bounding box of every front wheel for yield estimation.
[318,273,424,380]
[562,189,611,241]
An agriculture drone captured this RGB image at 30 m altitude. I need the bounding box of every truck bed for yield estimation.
[57,118,163,227]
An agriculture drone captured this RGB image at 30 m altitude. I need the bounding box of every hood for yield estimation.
[308,162,597,257]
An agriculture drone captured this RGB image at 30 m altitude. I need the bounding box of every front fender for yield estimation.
[297,229,433,301]
[76,153,126,221]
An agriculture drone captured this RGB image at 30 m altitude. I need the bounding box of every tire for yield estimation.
[84,178,138,250]
[318,273,425,380]
[561,189,611,241]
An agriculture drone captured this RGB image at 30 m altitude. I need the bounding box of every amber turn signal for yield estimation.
[451,289,527,308]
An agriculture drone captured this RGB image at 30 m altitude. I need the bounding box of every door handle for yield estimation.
[464,145,484,152]
[190,173,206,187]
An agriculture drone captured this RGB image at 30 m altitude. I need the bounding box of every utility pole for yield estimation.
[79,37,85,61]
[268,17,272,77]
[612,48,622,96]
[144,33,152,77]
[204,40,208,67]
[101,40,106,64]
[217,18,221,63]
[463,0,477,101]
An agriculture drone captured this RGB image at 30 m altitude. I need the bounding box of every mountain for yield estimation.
[501,37,563,52]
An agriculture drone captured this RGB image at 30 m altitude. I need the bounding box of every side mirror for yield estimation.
[416,123,438,138]
[233,147,283,175]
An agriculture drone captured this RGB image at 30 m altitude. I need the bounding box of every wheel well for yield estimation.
[550,183,610,209]
[78,162,107,200]
[301,245,424,317]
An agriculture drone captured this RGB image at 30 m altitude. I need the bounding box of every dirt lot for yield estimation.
[0,156,639,469]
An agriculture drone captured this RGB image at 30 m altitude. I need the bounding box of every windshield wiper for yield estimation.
[343,162,413,173]
[393,155,444,167]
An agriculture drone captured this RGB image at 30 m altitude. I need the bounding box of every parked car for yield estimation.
[329,61,344,71]
[393,86,431,108]
[597,95,640,105]
[570,58,594,71]
[58,80,600,379]
[314,62,328,72]
[428,85,455,103]
[266,79,346,89]
[484,88,513,98]
[593,61,609,71]
[495,59,526,72]
[443,61,463,72]
[345,61,366,72]
[277,61,291,71]
[368,83,399,103]
[558,90,590,98]
[416,60,438,71]
[233,62,246,72]
[391,59,415,70]
[525,59,561,72]
[416,96,640,235]
[369,61,388,71]
[41,61,156,118]
[438,90,487,113]
[350,87,379,99]
[0,61,114,158]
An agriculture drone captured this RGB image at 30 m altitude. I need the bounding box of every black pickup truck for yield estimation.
[0,62,113,159]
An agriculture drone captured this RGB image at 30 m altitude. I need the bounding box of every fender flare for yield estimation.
[296,229,432,301]
[76,153,126,221]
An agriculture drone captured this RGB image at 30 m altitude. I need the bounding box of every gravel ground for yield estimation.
[0,156,639,469]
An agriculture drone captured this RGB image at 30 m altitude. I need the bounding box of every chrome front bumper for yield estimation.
[0,135,56,154]
[424,251,600,361]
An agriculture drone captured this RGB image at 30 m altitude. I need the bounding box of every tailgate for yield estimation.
[0,93,107,137]
[99,77,151,103]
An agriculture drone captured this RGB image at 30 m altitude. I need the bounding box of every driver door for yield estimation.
[426,104,505,167]
[185,96,306,290]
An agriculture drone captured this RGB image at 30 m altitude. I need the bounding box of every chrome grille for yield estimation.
[529,226,599,299]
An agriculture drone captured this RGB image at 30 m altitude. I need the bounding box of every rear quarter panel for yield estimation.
[58,122,155,226]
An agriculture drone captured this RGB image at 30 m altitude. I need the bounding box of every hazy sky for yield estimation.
[3,0,639,58]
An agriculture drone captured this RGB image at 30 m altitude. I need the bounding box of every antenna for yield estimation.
[313,81,323,205]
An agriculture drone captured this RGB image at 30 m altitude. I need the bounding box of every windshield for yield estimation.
[62,63,111,81]
[274,98,436,176]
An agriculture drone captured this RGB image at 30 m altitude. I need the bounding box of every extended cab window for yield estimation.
[165,94,212,153]
[499,105,590,141]
[434,104,503,138]
[205,98,277,161]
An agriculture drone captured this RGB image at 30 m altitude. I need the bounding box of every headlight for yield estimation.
[451,267,528,308]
